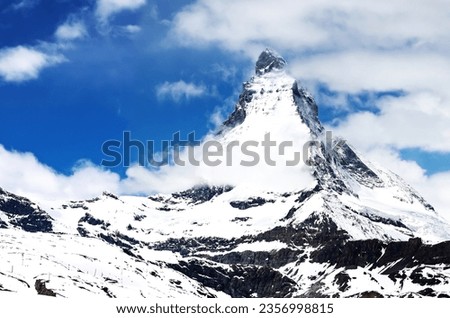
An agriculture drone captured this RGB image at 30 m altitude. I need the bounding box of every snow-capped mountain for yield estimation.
[1,49,450,298]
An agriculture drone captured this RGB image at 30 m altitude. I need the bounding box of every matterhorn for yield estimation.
[1,49,450,298]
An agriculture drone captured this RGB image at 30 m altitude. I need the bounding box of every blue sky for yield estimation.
[1,0,450,216]
[0,0,246,175]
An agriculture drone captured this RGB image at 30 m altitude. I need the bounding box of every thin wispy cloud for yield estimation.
[9,0,40,11]
[55,21,88,41]
[156,80,207,102]
[111,24,142,37]
[95,0,146,22]
[122,24,141,34]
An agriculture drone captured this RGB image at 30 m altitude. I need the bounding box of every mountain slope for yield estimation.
[1,49,450,298]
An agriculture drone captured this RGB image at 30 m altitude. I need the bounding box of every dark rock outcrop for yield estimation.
[169,259,296,298]
[0,188,53,233]
[230,197,275,210]
[172,185,233,205]
[255,48,287,75]
[35,280,56,297]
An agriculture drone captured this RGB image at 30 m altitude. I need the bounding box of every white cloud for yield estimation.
[2,141,449,222]
[96,0,146,22]
[0,46,65,82]
[329,92,450,152]
[0,129,313,202]
[170,0,450,56]
[110,24,143,37]
[291,51,450,98]
[156,80,207,102]
[121,132,314,196]
[122,24,141,34]
[55,21,88,41]
[0,145,120,202]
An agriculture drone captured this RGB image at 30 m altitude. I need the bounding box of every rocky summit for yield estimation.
[1,50,450,298]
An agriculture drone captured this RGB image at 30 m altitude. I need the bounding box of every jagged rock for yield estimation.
[35,280,56,297]
[334,272,351,292]
[311,239,384,267]
[153,236,238,255]
[78,213,109,227]
[169,259,297,297]
[172,185,233,204]
[255,48,287,75]
[210,248,300,268]
[355,291,384,298]
[0,188,53,233]
[230,197,275,210]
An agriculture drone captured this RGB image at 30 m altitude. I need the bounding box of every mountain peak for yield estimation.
[222,49,323,136]
[255,48,286,75]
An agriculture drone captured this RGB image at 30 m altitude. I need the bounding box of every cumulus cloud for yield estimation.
[0,125,314,202]
[329,92,450,152]
[0,46,65,82]
[96,0,146,22]
[170,0,450,56]
[55,21,88,41]
[0,145,120,202]
[156,80,207,102]
[291,52,450,97]
[120,121,315,195]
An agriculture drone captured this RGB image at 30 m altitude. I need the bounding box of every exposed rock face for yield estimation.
[0,187,53,233]
[169,259,297,298]
[35,280,56,297]
[171,185,233,205]
[255,48,287,75]
[230,197,275,210]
